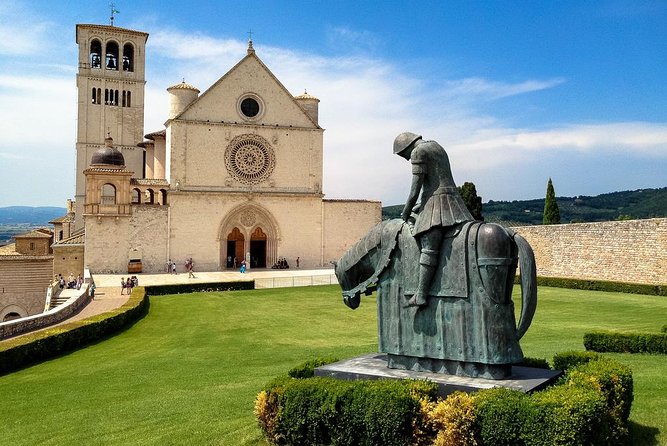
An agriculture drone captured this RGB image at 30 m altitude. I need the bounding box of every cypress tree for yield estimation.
[458,181,484,221]
[543,177,561,224]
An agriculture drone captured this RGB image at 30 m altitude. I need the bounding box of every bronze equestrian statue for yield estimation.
[335,133,537,379]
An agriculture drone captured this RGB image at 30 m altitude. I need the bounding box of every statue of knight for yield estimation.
[394,132,475,306]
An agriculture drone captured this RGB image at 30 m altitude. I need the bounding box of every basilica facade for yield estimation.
[55,23,380,274]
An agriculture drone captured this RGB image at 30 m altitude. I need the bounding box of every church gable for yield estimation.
[179,55,317,128]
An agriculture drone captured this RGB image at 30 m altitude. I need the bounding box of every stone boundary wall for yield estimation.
[0,284,91,340]
[512,218,666,285]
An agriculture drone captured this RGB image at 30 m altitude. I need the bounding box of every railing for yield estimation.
[254,274,338,289]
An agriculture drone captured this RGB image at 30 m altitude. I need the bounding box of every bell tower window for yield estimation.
[122,43,134,72]
[105,41,119,70]
[90,39,102,69]
[101,184,117,205]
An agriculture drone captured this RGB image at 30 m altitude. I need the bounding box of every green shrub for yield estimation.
[584,331,667,354]
[257,375,436,446]
[287,357,339,379]
[566,359,633,444]
[257,355,633,446]
[146,281,254,296]
[514,276,666,296]
[662,324,667,333]
[523,384,606,446]
[520,357,550,369]
[474,388,532,446]
[0,288,148,375]
[552,350,600,372]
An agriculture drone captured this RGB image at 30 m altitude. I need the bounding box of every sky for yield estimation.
[0,0,665,207]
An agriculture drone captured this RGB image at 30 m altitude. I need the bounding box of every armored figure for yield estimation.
[394,132,474,306]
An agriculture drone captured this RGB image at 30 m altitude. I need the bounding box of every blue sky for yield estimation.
[0,0,665,207]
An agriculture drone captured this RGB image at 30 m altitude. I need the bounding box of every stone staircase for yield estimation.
[49,291,71,310]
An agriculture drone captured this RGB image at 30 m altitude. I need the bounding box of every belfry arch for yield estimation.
[218,204,279,269]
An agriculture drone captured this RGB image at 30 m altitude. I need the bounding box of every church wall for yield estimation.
[53,245,85,279]
[182,57,315,129]
[0,257,52,317]
[128,206,169,273]
[323,200,382,263]
[167,122,323,193]
[167,192,326,270]
[84,217,132,273]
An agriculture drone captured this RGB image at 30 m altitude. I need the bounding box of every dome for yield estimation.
[167,80,200,93]
[91,136,125,166]
[294,90,319,102]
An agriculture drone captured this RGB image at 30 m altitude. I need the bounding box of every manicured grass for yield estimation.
[1,285,666,445]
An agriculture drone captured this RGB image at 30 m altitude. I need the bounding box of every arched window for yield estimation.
[92,88,97,104]
[122,90,126,107]
[97,88,101,104]
[105,41,119,70]
[144,189,154,204]
[3,312,21,322]
[126,91,131,107]
[105,88,109,105]
[90,39,102,68]
[59,230,63,240]
[123,43,134,72]
[160,189,168,205]
[101,183,116,205]
[131,188,141,204]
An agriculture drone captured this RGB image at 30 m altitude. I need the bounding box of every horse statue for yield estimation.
[334,218,537,379]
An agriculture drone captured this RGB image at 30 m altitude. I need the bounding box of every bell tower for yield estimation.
[73,24,149,229]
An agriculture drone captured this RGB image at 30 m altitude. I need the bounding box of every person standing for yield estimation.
[188,258,196,278]
[120,278,126,295]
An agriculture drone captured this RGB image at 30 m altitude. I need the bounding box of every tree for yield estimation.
[543,178,561,224]
[458,182,484,221]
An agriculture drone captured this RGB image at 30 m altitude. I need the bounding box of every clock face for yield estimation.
[240,97,260,118]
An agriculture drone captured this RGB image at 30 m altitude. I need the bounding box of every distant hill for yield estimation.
[383,187,667,225]
[0,206,67,225]
[0,206,67,245]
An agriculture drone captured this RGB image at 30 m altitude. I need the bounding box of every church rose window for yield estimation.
[224,134,275,184]
[240,97,260,117]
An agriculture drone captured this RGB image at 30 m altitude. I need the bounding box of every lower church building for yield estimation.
[54,23,380,275]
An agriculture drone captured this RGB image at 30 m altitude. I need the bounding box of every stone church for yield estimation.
[54,23,380,274]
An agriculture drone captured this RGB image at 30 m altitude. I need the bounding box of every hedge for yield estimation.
[257,356,633,446]
[584,331,667,354]
[0,287,149,375]
[552,350,601,372]
[514,275,666,296]
[146,280,254,296]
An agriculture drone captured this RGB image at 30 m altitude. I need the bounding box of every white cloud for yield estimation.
[1,22,665,207]
[0,2,55,56]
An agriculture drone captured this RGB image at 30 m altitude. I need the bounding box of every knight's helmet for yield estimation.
[393,132,422,156]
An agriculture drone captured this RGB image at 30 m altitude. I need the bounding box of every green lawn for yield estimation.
[1,285,665,445]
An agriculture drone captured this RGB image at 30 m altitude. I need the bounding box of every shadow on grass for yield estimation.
[629,420,660,446]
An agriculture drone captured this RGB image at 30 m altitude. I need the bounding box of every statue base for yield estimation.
[314,353,562,396]
[387,353,511,379]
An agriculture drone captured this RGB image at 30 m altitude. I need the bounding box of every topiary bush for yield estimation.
[257,356,634,446]
[584,331,667,354]
[519,357,550,369]
[552,350,600,372]
[287,357,339,379]
[513,276,666,296]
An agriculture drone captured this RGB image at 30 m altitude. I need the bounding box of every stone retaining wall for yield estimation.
[0,285,91,340]
[512,218,666,285]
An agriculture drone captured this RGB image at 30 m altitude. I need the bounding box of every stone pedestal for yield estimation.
[314,353,562,396]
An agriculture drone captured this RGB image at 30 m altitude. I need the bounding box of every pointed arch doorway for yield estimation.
[219,204,280,270]
[226,227,244,267]
[250,227,267,268]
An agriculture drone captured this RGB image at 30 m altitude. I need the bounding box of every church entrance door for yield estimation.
[227,227,245,268]
[250,227,267,268]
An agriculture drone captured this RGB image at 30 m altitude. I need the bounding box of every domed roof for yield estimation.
[294,90,319,101]
[91,136,125,166]
[167,80,200,93]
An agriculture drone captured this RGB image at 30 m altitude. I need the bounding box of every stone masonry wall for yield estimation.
[512,218,667,285]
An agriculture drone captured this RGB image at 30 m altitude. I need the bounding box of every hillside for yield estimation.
[383,187,667,225]
[0,206,66,245]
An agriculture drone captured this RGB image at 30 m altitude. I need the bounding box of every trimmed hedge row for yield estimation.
[0,287,149,375]
[584,331,667,354]
[146,280,254,296]
[256,355,633,446]
[514,275,666,296]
